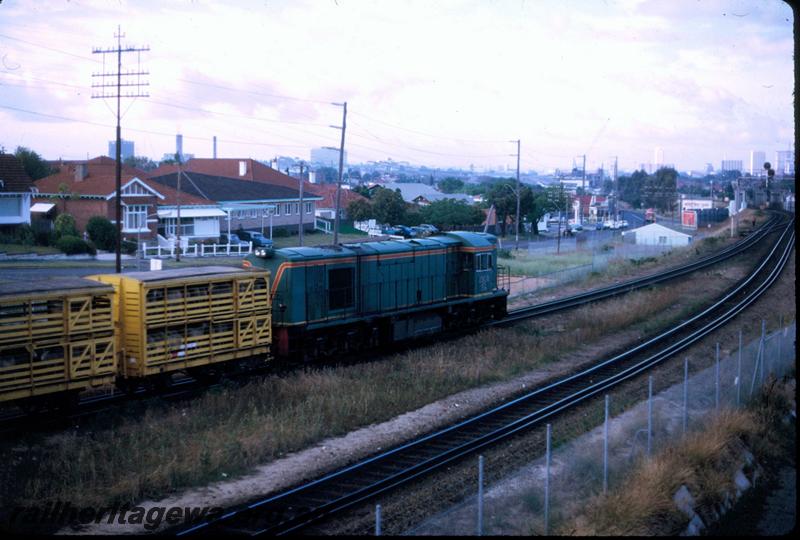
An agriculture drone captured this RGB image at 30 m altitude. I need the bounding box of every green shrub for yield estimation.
[13,224,35,246]
[56,235,93,255]
[272,228,290,238]
[121,239,137,255]
[34,228,55,247]
[86,216,117,251]
[497,248,513,259]
[54,214,78,240]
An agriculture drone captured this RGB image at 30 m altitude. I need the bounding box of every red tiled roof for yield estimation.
[312,184,368,209]
[149,158,320,194]
[34,157,208,206]
[0,153,34,192]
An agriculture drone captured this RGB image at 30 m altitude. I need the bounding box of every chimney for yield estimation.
[239,160,247,177]
[213,136,217,159]
[74,162,88,182]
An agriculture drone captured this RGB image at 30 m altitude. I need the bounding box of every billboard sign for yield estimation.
[682,210,698,229]
[681,198,713,211]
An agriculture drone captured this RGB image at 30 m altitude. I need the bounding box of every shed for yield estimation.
[622,223,692,247]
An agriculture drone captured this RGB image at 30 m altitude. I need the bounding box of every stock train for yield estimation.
[0,232,507,411]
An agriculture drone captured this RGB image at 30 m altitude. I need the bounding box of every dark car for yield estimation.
[220,233,249,246]
[236,230,274,251]
[419,223,439,234]
[394,225,417,238]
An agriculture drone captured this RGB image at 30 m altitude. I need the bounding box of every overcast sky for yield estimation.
[0,0,794,173]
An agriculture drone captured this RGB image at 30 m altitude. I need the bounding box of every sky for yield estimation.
[0,0,794,174]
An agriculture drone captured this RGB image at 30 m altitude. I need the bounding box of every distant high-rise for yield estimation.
[653,147,664,168]
[108,139,134,161]
[176,134,183,160]
[775,150,795,176]
[750,151,766,176]
[720,160,743,172]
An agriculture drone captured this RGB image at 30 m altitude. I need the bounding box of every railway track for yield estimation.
[176,216,794,536]
[0,215,785,433]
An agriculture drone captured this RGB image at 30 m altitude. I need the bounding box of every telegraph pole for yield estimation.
[92,26,149,273]
[298,161,305,246]
[581,154,586,192]
[175,155,182,262]
[511,139,521,250]
[331,102,347,245]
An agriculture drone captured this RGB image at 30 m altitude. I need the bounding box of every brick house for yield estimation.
[148,171,323,237]
[34,156,211,241]
[310,184,369,220]
[0,153,35,229]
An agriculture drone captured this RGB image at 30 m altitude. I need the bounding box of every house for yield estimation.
[622,223,692,247]
[311,184,369,220]
[148,171,323,236]
[34,156,212,241]
[0,153,35,229]
[573,194,609,223]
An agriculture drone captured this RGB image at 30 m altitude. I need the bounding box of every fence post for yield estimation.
[715,343,720,410]
[647,375,653,458]
[682,358,689,434]
[737,330,742,407]
[603,395,609,494]
[477,455,484,536]
[545,423,551,535]
[375,504,381,536]
[750,322,765,397]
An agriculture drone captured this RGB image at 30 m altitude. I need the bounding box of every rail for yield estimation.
[176,216,793,536]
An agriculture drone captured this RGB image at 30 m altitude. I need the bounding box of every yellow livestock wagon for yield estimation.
[0,278,116,406]
[87,267,271,381]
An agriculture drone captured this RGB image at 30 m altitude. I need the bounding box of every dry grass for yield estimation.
[0,280,694,509]
[560,381,792,536]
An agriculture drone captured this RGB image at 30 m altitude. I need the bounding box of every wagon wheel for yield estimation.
[187,366,222,385]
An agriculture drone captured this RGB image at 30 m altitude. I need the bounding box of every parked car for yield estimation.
[220,233,249,247]
[236,230,274,253]
[418,223,440,234]
[381,226,402,236]
[394,225,417,238]
[410,226,429,236]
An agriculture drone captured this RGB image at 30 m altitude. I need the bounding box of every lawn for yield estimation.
[499,250,594,276]
[0,243,60,255]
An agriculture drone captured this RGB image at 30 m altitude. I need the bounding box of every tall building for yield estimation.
[108,139,134,161]
[310,147,346,168]
[749,151,766,176]
[775,150,795,176]
[720,160,743,172]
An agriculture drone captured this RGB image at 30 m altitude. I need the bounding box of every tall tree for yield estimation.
[485,179,534,236]
[437,177,465,194]
[371,187,406,224]
[14,146,53,180]
[643,167,678,212]
[419,199,484,230]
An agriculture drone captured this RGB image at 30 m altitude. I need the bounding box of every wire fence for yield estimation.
[389,320,796,536]
[508,239,676,298]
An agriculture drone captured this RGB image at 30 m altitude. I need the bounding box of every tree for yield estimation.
[123,155,158,171]
[14,146,54,180]
[437,177,465,194]
[642,167,678,212]
[371,187,407,224]
[86,216,117,251]
[618,169,648,208]
[352,185,372,199]
[419,199,484,230]
[346,199,373,222]
[315,166,339,184]
[54,213,79,240]
[484,179,534,237]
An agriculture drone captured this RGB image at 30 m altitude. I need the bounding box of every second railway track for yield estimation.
[177,216,794,536]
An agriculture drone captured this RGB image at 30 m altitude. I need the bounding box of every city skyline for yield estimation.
[0,0,794,174]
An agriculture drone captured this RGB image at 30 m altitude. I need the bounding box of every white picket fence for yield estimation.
[141,241,253,258]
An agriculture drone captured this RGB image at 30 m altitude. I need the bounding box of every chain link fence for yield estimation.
[392,321,795,535]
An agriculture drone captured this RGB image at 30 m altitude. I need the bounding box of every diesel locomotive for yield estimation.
[0,232,507,410]
[243,231,509,359]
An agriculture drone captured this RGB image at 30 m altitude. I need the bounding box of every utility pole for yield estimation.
[509,139,521,249]
[175,155,182,262]
[92,26,149,273]
[581,154,586,192]
[613,156,618,220]
[556,182,564,255]
[331,101,347,245]
[298,161,305,246]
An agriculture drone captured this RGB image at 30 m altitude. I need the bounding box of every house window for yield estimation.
[658,236,668,245]
[124,204,148,230]
[293,203,300,215]
[305,202,313,214]
[162,217,195,237]
[275,204,281,217]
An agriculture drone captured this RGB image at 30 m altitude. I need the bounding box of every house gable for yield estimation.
[107,177,165,200]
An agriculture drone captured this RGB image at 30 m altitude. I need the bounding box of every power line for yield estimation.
[349,110,510,143]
